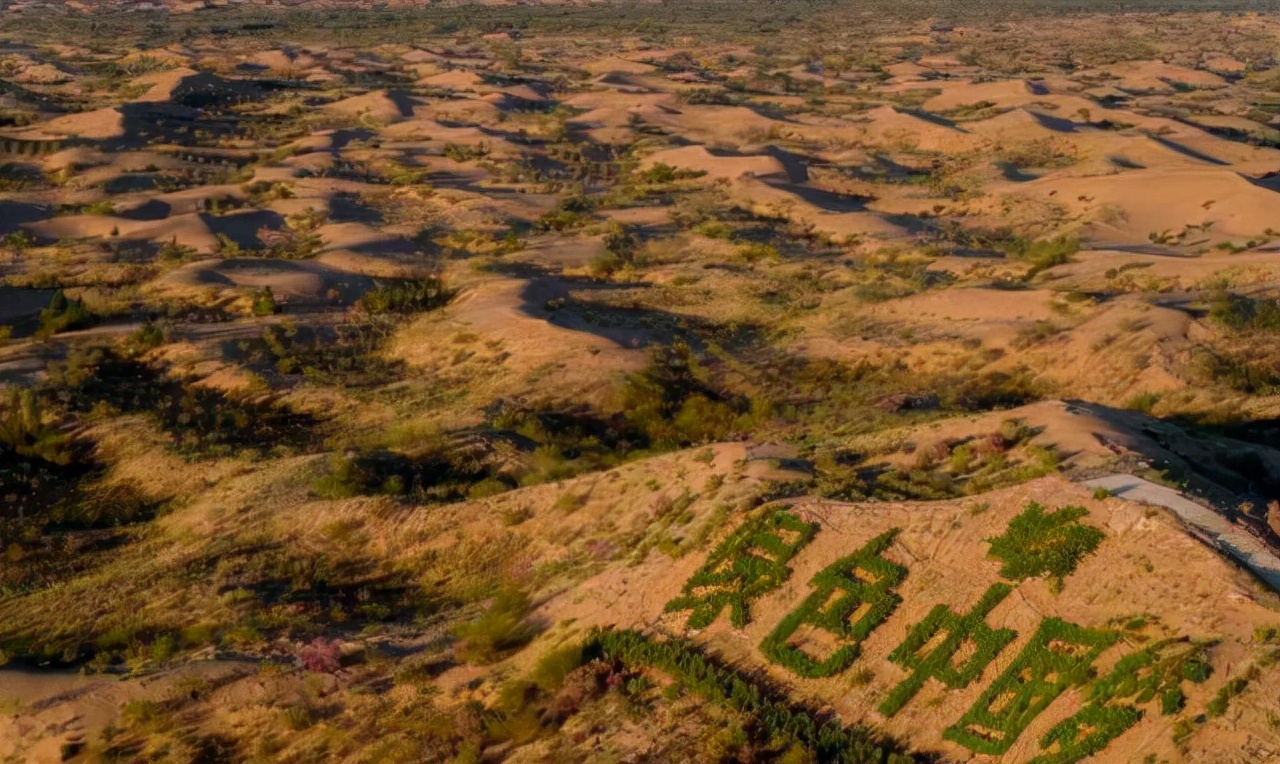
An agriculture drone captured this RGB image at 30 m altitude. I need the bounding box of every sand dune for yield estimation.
[860,105,987,153]
[324,90,420,124]
[640,145,787,180]
[1018,168,1280,241]
[34,107,125,140]
[580,57,658,76]
[419,69,484,91]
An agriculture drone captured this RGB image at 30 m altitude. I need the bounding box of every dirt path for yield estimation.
[1083,473,1280,593]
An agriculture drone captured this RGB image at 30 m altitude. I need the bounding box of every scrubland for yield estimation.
[2,2,1280,762]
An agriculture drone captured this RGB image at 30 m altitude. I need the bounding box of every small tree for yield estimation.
[251,286,278,316]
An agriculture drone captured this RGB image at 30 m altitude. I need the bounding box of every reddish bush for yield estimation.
[299,637,342,673]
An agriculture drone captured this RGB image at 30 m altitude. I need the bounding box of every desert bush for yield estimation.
[1192,346,1280,395]
[1013,320,1063,349]
[635,161,707,184]
[299,637,342,673]
[312,447,496,503]
[530,643,587,693]
[1125,391,1161,413]
[43,348,313,456]
[251,286,278,316]
[453,588,539,665]
[0,388,70,467]
[35,290,94,339]
[621,342,758,448]
[358,277,453,315]
[245,321,404,388]
[123,320,167,355]
[1208,290,1280,333]
[1206,674,1250,718]
[1004,236,1079,277]
[443,142,489,162]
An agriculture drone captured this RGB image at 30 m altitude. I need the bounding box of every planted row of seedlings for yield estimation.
[585,628,917,764]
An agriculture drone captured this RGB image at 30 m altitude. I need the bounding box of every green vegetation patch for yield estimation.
[44,348,315,457]
[665,505,817,629]
[35,289,95,340]
[944,618,1118,755]
[986,502,1105,589]
[1027,638,1212,764]
[879,583,1017,716]
[761,529,907,678]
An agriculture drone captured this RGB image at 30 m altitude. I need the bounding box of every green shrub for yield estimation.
[157,237,197,262]
[944,618,1118,755]
[621,342,757,448]
[358,277,453,315]
[529,643,586,693]
[635,161,706,184]
[1206,675,1250,718]
[251,286,277,316]
[35,290,94,339]
[453,588,539,665]
[1125,391,1161,413]
[585,628,913,764]
[1004,236,1079,277]
[1208,290,1280,333]
[124,320,166,354]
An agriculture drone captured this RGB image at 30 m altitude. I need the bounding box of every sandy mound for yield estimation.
[964,107,1075,143]
[25,214,127,241]
[1100,61,1228,93]
[248,49,314,72]
[9,61,72,85]
[581,56,658,76]
[861,105,987,153]
[1020,168,1280,241]
[420,69,484,91]
[128,66,201,102]
[733,176,907,242]
[640,145,787,180]
[389,275,645,404]
[324,90,419,124]
[872,286,1058,325]
[159,258,374,303]
[1203,55,1247,74]
[35,107,125,140]
[923,79,1047,112]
